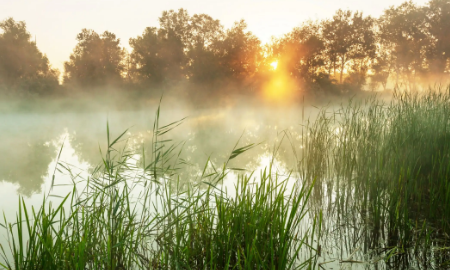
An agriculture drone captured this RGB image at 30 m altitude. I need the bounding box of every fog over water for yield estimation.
[2,88,450,269]
[0,94,355,270]
[0,95,322,196]
[2,0,450,267]
[0,96,313,259]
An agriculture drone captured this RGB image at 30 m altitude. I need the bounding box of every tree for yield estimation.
[370,51,392,90]
[189,14,223,48]
[214,20,263,82]
[271,22,326,87]
[64,29,125,88]
[130,11,263,88]
[0,18,59,96]
[130,10,226,85]
[379,2,428,88]
[186,14,224,82]
[129,27,185,85]
[425,0,450,75]
[158,9,191,47]
[322,10,376,85]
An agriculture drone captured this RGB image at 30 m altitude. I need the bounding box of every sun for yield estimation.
[270,60,278,70]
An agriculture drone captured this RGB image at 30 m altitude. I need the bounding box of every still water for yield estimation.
[0,100,439,269]
[0,104,305,194]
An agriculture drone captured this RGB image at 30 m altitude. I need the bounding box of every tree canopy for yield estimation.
[1,0,450,98]
[0,18,59,96]
[63,29,125,88]
[129,9,262,89]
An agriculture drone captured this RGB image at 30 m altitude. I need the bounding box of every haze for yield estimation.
[2,0,429,73]
[2,1,450,269]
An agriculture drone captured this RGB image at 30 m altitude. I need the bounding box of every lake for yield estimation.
[1,94,448,269]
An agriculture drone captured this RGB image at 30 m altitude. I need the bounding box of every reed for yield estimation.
[3,86,450,269]
[298,86,450,265]
[0,103,318,270]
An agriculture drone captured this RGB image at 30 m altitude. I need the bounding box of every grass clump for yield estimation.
[299,86,450,254]
[157,172,318,269]
[0,105,318,269]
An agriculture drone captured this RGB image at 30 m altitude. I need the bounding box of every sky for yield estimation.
[1,0,430,73]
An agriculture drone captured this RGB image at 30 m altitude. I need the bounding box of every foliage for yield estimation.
[0,108,318,269]
[322,10,376,85]
[378,1,429,89]
[129,27,186,85]
[2,1,450,96]
[0,18,59,96]
[129,9,263,90]
[425,0,450,74]
[63,29,126,88]
[271,22,326,90]
[298,87,450,257]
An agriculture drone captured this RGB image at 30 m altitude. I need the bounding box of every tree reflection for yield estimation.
[0,135,55,196]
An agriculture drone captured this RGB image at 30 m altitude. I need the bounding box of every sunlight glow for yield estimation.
[270,61,278,70]
[262,73,296,103]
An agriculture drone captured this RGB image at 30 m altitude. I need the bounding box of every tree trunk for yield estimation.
[340,56,345,84]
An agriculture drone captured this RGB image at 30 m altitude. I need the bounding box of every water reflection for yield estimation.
[5,102,448,269]
[0,107,310,196]
[0,137,55,195]
[0,113,62,195]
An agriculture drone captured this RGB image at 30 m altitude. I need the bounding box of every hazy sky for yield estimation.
[1,0,429,73]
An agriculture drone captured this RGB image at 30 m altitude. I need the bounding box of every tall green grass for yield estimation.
[3,86,450,269]
[0,103,318,269]
[298,86,450,261]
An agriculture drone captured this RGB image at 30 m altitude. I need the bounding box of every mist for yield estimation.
[0,0,448,212]
[0,0,449,107]
[1,1,450,269]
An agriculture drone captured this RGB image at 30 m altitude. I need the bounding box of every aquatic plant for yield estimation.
[0,104,318,270]
[298,86,450,267]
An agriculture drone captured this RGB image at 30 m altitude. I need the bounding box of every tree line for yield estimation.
[0,0,449,98]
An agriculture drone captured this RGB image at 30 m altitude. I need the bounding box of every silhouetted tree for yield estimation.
[129,27,185,86]
[214,20,263,82]
[130,10,226,86]
[130,10,263,91]
[379,2,428,89]
[186,14,224,82]
[159,9,192,47]
[322,10,376,85]
[271,22,326,89]
[370,51,392,90]
[425,0,450,76]
[64,29,125,88]
[0,18,59,96]
[6,3,449,97]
